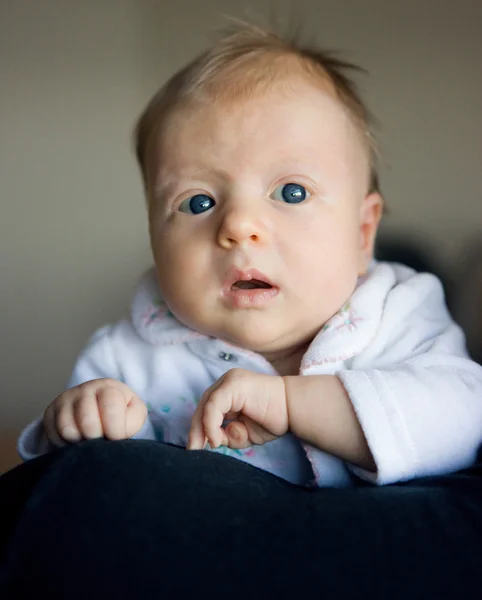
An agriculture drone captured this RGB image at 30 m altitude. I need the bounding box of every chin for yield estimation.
[185,312,295,354]
[220,327,286,354]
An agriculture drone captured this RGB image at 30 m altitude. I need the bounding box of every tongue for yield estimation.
[233,279,271,290]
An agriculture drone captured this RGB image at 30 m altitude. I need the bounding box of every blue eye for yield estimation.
[271,183,310,204]
[179,194,215,215]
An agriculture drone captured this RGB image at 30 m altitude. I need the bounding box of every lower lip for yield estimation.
[223,287,279,308]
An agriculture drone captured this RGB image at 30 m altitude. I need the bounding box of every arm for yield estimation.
[337,352,482,484]
[306,271,482,485]
[283,374,376,471]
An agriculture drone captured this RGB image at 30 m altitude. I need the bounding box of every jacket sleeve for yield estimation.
[17,325,156,462]
[338,272,482,485]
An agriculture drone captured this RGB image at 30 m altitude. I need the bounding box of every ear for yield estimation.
[358,192,383,275]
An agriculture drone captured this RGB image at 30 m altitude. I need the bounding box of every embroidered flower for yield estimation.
[178,396,198,413]
[142,299,176,326]
[333,303,364,332]
[214,445,255,459]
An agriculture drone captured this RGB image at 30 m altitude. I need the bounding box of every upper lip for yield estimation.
[222,267,277,292]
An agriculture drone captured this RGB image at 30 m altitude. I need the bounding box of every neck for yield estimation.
[262,341,310,376]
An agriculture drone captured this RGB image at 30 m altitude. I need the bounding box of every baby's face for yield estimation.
[148,78,381,363]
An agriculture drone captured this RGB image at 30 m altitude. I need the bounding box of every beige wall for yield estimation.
[1,0,481,464]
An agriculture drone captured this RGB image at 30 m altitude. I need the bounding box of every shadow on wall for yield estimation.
[376,235,482,365]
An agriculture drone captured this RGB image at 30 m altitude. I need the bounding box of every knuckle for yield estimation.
[225,368,250,384]
[53,391,72,412]
[78,378,118,394]
[55,403,71,424]
[76,407,97,426]
[225,368,241,380]
[77,420,98,437]
[97,387,124,408]
[76,380,96,394]
[75,406,97,425]
[204,396,218,413]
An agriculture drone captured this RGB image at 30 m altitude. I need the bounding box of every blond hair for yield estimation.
[134,23,380,195]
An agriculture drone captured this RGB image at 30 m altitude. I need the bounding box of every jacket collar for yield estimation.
[131,263,395,372]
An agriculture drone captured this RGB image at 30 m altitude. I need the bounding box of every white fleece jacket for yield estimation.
[18,262,482,487]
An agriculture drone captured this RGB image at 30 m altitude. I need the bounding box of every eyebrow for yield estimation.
[153,168,230,199]
[153,160,331,200]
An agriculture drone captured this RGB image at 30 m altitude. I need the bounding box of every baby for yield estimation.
[18,24,482,487]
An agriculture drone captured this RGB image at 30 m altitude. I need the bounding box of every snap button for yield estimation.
[219,351,236,362]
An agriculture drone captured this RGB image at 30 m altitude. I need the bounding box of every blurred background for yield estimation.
[1,0,481,473]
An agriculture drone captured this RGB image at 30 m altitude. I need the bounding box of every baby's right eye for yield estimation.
[178,194,215,215]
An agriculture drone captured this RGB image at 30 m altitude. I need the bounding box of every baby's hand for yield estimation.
[187,369,288,450]
[43,378,147,447]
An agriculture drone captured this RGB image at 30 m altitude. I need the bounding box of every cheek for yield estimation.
[282,214,360,298]
[149,223,211,311]
[283,213,358,266]
[150,223,186,284]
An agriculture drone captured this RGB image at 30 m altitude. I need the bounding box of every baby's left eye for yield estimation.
[270,183,310,204]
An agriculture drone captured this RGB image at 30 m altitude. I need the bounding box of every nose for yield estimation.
[216,201,270,249]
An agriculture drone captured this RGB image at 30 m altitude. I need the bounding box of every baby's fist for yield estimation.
[43,378,147,447]
[188,369,288,451]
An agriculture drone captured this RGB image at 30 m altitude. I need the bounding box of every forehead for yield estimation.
[154,77,366,184]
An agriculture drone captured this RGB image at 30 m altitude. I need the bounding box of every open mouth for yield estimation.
[231,279,273,290]
[223,268,278,307]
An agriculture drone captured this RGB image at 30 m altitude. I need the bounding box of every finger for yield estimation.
[187,397,208,450]
[224,420,250,449]
[96,386,129,440]
[187,377,225,450]
[125,394,148,438]
[43,401,69,448]
[224,411,239,421]
[56,396,84,442]
[202,389,234,449]
[239,416,278,446]
[73,392,103,439]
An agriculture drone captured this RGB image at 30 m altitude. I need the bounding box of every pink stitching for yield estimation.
[301,328,380,371]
